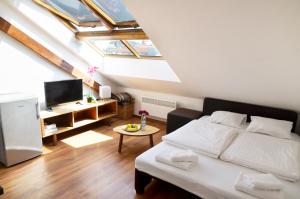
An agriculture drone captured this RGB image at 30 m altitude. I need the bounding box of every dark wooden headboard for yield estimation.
[202,97,298,133]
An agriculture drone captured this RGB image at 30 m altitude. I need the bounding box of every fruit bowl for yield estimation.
[124,124,140,132]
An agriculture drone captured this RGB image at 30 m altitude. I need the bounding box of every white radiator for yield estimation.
[141,96,177,120]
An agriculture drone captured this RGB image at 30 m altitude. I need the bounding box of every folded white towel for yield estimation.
[170,149,198,162]
[235,172,283,199]
[247,173,283,190]
[155,150,195,170]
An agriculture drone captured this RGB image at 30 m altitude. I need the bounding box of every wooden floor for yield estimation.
[0,117,195,199]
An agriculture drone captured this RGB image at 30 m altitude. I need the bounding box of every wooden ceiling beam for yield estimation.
[76,29,148,40]
[0,17,100,92]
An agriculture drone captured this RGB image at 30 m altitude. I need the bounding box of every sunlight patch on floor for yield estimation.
[42,146,53,155]
[61,131,113,148]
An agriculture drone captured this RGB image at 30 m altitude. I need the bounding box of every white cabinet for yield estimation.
[0,93,42,166]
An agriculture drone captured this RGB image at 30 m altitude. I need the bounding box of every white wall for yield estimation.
[0,0,118,109]
[102,57,180,82]
[118,87,203,115]
[123,0,300,113]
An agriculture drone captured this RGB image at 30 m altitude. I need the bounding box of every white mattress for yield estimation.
[221,132,300,181]
[135,142,300,199]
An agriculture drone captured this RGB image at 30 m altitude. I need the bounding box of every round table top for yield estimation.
[113,124,160,136]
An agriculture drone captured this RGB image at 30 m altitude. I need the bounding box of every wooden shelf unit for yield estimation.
[40,99,117,145]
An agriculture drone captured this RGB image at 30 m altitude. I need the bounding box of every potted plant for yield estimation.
[85,93,95,103]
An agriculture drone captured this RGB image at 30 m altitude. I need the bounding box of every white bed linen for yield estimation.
[291,133,300,142]
[210,111,247,128]
[135,142,300,199]
[162,116,240,158]
[221,133,300,181]
[234,172,283,199]
[246,116,293,139]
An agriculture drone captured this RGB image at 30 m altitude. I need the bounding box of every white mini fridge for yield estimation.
[0,93,43,166]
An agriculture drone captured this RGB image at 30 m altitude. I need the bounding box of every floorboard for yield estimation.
[0,117,194,199]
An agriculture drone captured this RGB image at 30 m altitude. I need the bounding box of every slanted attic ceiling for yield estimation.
[29,0,180,85]
[122,0,300,111]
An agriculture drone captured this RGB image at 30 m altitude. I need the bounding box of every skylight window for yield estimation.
[91,40,134,56]
[127,40,161,57]
[34,0,162,59]
[85,0,135,23]
[34,0,101,26]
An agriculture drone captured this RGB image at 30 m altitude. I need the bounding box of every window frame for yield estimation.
[83,0,138,27]
[87,40,162,60]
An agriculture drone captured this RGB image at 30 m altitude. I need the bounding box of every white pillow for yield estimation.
[247,116,293,139]
[210,111,247,128]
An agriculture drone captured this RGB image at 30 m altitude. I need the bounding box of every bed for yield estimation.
[135,97,299,199]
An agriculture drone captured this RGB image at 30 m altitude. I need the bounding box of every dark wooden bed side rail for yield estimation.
[135,169,201,198]
[135,169,152,194]
[0,186,3,195]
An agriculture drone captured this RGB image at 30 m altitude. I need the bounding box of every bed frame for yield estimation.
[135,97,298,196]
[202,97,298,133]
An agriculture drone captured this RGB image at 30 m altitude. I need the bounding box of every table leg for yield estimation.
[149,134,154,147]
[53,134,57,146]
[118,134,124,153]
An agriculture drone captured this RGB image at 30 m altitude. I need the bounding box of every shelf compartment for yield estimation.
[74,107,97,124]
[98,102,117,119]
[42,113,73,137]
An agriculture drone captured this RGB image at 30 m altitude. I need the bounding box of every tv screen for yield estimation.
[44,79,83,107]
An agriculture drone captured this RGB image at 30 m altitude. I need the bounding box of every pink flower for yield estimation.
[139,110,149,116]
[88,66,98,75]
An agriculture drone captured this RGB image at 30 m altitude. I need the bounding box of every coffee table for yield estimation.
[113,125,160,153]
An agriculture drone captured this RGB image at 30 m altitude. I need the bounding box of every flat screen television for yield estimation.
[44,79,83,108]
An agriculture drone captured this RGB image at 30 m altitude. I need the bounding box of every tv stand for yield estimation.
[76,101,83,105]
[40,99,117,145]
[47,107,53,112]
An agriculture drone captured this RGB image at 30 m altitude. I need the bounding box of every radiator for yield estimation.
[141,96,177,120]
